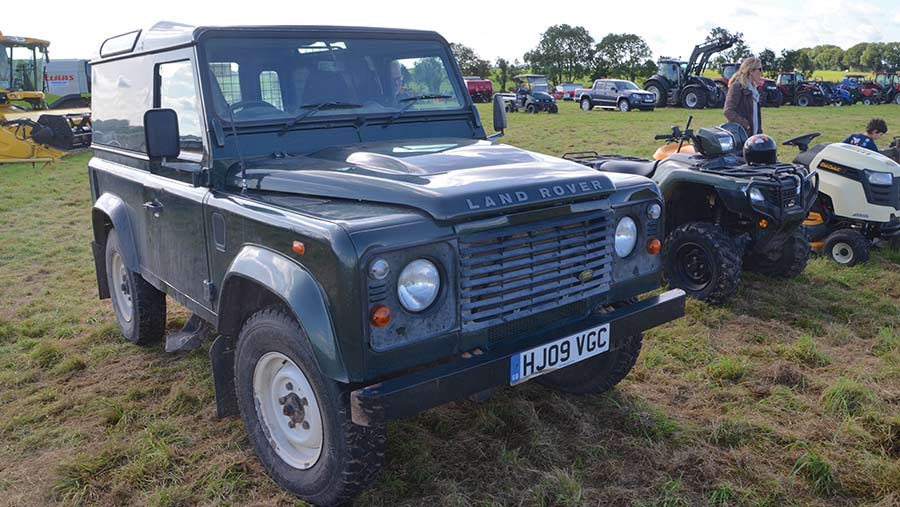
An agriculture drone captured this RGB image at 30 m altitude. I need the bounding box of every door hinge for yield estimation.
[203,280,217,302]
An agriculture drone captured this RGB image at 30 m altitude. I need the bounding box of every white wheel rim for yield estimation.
[648,86,660,100]
[253,352,324,470]
[581,100,590,111]
[111,250,134,323]
[831,242,854,264]
[686,94,697,107]
[620,102,628,111]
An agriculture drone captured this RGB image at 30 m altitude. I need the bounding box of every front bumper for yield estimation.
[350,289,685,426]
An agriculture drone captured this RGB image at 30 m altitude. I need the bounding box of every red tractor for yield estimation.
[716,62,784,107]
[776,72,827,106]
[463,76,493,103]
[874,72,900,104]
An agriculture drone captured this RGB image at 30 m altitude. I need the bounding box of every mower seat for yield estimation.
[792,143,828,168]
[596,159,658,178]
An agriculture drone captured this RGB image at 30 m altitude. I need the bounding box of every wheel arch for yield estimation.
[661,181,718,235]
[91,193,143,300]
[216,245,349,383]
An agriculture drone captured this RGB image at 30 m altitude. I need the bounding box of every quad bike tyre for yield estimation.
[526,104,537,114]
[681,88,707,109]
[235,307,386,507]
[618,99,630,112]
[105,229,166,345]
[823,229,870,266]
[663,222,742,305]
[746,227,810,278]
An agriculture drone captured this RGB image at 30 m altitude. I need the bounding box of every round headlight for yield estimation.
[368,258,390,280]
[749,187,765,203]
[397,259,440,312]
[647,203,662,220]
[614,217,638,257]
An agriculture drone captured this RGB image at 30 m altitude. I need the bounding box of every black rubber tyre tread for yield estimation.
[646,83,666,107]
[796,94,811,107]
[681,88,707,109]
[663,222,742,305]
[105,229,166,345]
[526,104,536,114]
[747,227,810,278]
[235,307,386,507]
[580,97,593,111]
[536,332,643,395]
[823,229,870,266]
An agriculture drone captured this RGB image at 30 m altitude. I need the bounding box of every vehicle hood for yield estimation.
[234,138,631,221]
[625,90,655,98]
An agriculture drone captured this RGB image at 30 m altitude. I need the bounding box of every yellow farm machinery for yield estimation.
[1,30,91,164]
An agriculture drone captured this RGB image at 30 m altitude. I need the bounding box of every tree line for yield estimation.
[450,25,900,91]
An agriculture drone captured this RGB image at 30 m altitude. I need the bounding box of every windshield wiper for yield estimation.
[278,101,362,135]
[382,94,453,127]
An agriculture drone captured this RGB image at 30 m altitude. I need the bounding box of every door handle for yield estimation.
[143,200,163,217]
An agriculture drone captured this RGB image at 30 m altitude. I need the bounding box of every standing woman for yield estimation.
[724,57,764,135]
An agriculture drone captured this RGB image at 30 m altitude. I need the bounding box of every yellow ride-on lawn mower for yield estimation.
[783,133,900,266]
[1,30,91,164]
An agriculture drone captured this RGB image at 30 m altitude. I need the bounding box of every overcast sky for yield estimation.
[10,0,900,63]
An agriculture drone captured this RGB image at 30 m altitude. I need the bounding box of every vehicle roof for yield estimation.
[513,74,547,78]
[95,21,445,61]
[0,32,50,48]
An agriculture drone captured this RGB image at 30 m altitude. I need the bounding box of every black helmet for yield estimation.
[743,134,777,165]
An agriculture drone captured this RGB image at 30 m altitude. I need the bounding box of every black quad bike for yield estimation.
[564,119,819,304]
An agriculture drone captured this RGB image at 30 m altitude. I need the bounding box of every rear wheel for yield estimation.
[795,94,812,107]
[746,227,810,278]
[105,229,166,345]
[894,94,900,105]
[681,88,706,109]
[549,103,559,114]
[663,222,742,305]
[526,104,536,114]
[235,307,386,506]
[618,99,630,112]
[646,84,666,107]
[580,97,593,111]
[862,97,875,105]
[823,229,870,266]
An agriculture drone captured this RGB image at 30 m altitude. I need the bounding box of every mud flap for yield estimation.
[210,334,239,418]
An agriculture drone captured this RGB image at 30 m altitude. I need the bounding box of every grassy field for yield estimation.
[1,103,899,507]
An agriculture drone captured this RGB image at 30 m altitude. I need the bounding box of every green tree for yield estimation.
[449,42,491,78]
[757,48,778,78]
[861,43,885,72]
[412,58,446,94]
[883,42,900,71]
[524,24,595,83]
[779,49,814,75]
[495,58,510,92]
[594,33,653,81]
[812,45,844,70]
[705,27,749,63]
[842,43,869,71]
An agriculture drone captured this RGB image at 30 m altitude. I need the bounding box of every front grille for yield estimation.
[779,177,801,209]
[865,179,898,207]
[458,209,614,332]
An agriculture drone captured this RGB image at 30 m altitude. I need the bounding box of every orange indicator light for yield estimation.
[647,238,661,255]
[370,305,391,327]
[292,241,306,255]
[758,219,768,229]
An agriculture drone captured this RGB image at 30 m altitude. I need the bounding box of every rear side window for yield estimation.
[157,60,203,154]
[259,70,284,110]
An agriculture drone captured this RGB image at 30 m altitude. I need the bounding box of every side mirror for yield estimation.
[144,108,180,160]
[611,88,618,93]
[492,94,508,134]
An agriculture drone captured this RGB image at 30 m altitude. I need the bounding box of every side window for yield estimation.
[157,60,202,154]
[259,70,284,110]
[210,62,241,104]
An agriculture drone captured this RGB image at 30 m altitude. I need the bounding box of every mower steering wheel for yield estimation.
[782,132,821,152]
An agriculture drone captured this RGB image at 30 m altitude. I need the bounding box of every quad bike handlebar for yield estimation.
[782,132,821,152]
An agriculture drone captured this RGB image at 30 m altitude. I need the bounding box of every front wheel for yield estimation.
[681,89,706,109]
[746,227,810,278]
[862,97,875,106]
[235,308,386,506]
[894,94,900,105]
[105,229,166,345]
[536,331,642,395]
[795,94,811,107]
[663,222,742,305]
[549,103,559,114]
[823,229,870,266]
[618,99,630,112]
[580,97,593,111]
[526,104,536,114]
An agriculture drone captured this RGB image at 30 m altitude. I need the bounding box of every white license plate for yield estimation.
[509,324,610,385]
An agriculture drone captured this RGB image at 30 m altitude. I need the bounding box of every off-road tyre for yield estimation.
[526,104,537,114]
[862,96,875,106]
[645,83,666,107]
[580,97,593,111]
[746,227,810,278]
[618,99,630,112]
[681,88,706,109]
[104,229,166,345]
[536,331,642,395]
[823,229,870,266]
[769,88,784,107]
[235,307,386,507]
[549,103,559,114]
[663,222,742,305]
[795,94,812,107]
[894,93,900,105]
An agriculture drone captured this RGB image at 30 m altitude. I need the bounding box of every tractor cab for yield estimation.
[776,72,803,87]
[0,31,50,110]
[657,59,684,88]
[720,62,738,81]
[875,72,898,89]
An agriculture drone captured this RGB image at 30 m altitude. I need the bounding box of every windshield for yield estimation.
[660,62,680,82]
[202,36,465,124]
[1,43,46,92]
[614,80,639,90]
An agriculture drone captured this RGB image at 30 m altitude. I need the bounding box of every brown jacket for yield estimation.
[723,81,761,135]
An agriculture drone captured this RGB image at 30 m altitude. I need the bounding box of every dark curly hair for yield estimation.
[866,118,888,135]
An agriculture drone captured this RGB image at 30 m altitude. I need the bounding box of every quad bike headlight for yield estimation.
[614,217,638,257]
[866,170,894,186]
[647,203,662,220]
[748,187,766,203]
[397,259,441,312]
